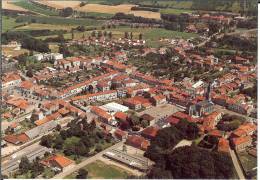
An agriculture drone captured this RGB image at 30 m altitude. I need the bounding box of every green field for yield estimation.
[37,27,198,48]
[65,160,131,179]
[13,0,59,16]
[86,12,114,18]
[140,0,193,9]
[15,15,104,26]
[2,16,24,32]
[160,8,194,15]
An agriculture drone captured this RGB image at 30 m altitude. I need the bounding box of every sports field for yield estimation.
[65,160,131,179]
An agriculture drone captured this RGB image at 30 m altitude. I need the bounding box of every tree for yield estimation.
[147,167,173,179]
[124,32,129,39]
[141,119,149,128]
[130,32,133,40]
[55,124,61,132]
[19,156,31,173]
[98,31,102,39]
[71,30,75,40]
[165,146,233,179]
[95,144,102,152]
[40,135,53,148]
[91,31,96,37]
[26,69,33,77]
[61,7,73,17]
[139,33,143,40]
[108,32,112,39]
[53,135,64,149]
[76,168,88,179]
[103,31,107,37]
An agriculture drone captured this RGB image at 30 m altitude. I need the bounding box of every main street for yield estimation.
[230,149,246,179]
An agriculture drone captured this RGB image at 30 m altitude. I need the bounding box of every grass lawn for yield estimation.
[160,8,194,15]
[65,160,132,179]
[13,0,59,16]
[2,16,24,32]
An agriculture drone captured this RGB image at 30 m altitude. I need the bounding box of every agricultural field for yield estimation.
[2,16,24,32]
[2,47,29,57]
[15,23,77,31]
[2,0,28,12]
[139,0,193,9]
[15,15,104,26]
[35,1,160,19]
[13,0,59,16]
[37,27,198,48]
[160,8,194,15]
[65,160,131,179]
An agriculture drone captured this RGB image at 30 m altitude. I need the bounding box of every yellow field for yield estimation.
[16,23,76,30]
[129,11,161,19]
[36,1,161,19]
[35,0,81,9]
[2,47,29,57]
[2,0,28,12]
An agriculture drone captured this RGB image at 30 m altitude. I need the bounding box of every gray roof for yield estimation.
[25,120,57,139]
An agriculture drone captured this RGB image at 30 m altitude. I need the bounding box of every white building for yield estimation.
[102,102,129,113]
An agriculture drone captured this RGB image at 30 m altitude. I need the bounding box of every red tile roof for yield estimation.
[141,126,159,139]
[114,112,128,121]
[218,138,230,153]
[232,136,252,146]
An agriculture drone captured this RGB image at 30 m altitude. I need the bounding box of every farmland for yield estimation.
[15,15,104,26]
[15,23,77,31]
[65,160,131,179]
[2,0,28,12]
[2,16,24,32]
[35,1,161,19]
[160,8,194,15]
[13,0,59,16]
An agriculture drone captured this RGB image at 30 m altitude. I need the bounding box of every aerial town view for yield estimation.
[1,0,258,179]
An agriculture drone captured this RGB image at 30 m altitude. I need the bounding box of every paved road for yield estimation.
[53,141,124,179]
[230,149,246,179]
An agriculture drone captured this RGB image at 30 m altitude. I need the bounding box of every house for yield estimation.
[233,56,249,64]
[126,135,150,151]
[6,97,30,114]
[150,94,166,106]
[114,129,127,140]
[19,81,34,94]
[123,96,152,110]
[166,116,180,125]
[227,101,253,115]
[231,136,252,152]
[232,123,257,137]
[208,129,223,138]
[218,138,230,153]
[4,133,29,145]
[40,154,74,172]
[141,126,159,140]
[2,73,21,89]
[90,106,113,125]
[24,120,57,140]
[123,98,142,110]
[140,114,156,125]
[114,112,128,123]
[97,81,110,92]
